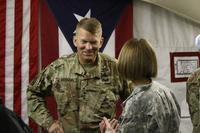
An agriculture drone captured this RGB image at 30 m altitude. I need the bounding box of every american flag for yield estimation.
[0,0,133,132]
[0,0,39,130]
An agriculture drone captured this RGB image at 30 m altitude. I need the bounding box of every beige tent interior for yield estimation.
[142,0,200,24]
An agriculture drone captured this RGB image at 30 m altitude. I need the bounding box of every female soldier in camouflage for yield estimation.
[100,38,180,133]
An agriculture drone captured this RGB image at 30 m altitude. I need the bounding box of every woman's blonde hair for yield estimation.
[117,38,157,81]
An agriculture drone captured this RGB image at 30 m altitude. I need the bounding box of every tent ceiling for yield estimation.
[142,0,200,24]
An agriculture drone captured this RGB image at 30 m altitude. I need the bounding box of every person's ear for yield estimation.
[99,37,104,48]
[73,35,77,47]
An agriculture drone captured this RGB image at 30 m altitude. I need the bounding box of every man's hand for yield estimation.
[48,120,64,133]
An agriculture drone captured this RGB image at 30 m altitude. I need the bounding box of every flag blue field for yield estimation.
[45,0,131,52]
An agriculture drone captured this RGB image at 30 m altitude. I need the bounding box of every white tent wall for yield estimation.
[141,0,200,25]
[133,0,200,133]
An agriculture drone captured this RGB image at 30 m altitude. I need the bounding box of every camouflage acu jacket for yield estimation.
[27,53,129,133]
[186,68,200,133]
[118,81,180,133]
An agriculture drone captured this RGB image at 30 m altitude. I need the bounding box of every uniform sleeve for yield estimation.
[186,71,200,131]
[27,66,55,130]
[120,117,155,133]
[153,89,180,133]
[119,98,156,133]
[170,91,181,116]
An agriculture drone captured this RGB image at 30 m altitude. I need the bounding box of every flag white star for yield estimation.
[73,9,91,22]
[73,9,91,33]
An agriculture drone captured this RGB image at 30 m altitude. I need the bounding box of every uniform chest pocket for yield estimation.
[52,78,78,116]
[79,84,117,121]
[97,87,117,117]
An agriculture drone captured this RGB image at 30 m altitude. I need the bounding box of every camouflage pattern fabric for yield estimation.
[27,53,129,133]
[118,81,180,133]
[186,68,200,133]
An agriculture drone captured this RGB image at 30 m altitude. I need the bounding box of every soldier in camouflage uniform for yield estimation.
[27,18,129,133]
[186,68,200,133]
[100,38,180,133]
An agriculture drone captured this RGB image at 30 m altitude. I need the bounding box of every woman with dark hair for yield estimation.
[99,38,180,133]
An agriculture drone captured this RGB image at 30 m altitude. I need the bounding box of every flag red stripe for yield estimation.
[41,0,59,68]
[29,0,39,132]
[29,0,39,80]
[0,0,6,105]
[115,2,133,58]
[41,0,59,124]
[115,2,133,117]
[14,0,23,116]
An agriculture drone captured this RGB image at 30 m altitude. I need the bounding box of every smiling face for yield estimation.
[73,28,103,64]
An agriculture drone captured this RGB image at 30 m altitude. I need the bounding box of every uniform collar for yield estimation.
[74,53,101,79]
[122,81,152,105]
